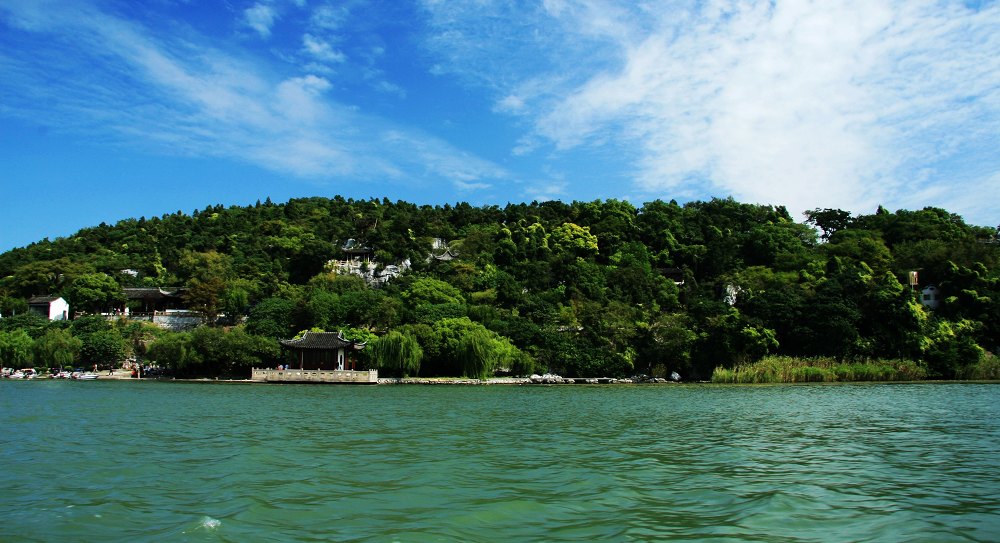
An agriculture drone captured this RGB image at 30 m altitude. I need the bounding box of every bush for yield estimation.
[956,352,1000,380]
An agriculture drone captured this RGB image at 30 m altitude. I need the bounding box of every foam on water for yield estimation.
[200,516,221,530]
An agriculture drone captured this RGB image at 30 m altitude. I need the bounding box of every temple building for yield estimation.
[252,331,376,384]
[122,287,187,313]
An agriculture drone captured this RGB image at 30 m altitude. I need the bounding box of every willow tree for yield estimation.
[457,327,530,380]
[457,328,497,380]
[370,330,423,377]
[0,329,33,369]
[32,329,82,370]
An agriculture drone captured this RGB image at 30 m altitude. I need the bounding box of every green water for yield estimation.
[1,381,998,542]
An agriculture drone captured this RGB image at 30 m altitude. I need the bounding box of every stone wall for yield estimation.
[251,368,378,384]
[152,311,203,330]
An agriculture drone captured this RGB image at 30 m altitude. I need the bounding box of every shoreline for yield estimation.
[30,374,1000,386]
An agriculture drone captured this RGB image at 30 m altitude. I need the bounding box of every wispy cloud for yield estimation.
[244,3,278,38]
[0,0,506,191]
[422,0,1000,223]
[302,33,346,63]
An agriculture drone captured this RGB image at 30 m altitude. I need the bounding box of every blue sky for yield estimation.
[1,0,998,252]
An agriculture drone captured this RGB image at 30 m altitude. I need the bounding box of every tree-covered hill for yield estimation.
[1,196,998,380]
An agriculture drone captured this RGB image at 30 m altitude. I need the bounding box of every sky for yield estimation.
[1,0,998,252]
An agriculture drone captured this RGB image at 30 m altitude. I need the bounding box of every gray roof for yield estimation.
[123,287,185,300]
[279,331,366,351]
[28,295,62,304]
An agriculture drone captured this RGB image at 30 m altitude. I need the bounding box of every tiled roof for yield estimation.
[123,287,185,299]
[280,331,366,350]
[28,295,62,304]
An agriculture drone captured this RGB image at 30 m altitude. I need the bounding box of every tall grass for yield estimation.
[711,356,928,384]
[956,352,1000,380]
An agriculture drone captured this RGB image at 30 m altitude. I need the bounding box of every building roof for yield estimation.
[279,331,366,351]
[28,295,63,304]
[123,287,185,300]
[341,238,372,254]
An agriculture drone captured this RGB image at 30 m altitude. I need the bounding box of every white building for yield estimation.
[28,296,70,320]
[920,285,941,310]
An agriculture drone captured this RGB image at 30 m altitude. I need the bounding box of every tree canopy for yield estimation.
[1,196,997,379]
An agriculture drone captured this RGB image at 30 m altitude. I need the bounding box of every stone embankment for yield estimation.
[377,374,677,385]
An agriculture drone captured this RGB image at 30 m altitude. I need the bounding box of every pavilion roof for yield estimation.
[279,331,366,351]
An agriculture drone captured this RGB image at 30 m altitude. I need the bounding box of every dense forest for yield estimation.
[1,196,998,381]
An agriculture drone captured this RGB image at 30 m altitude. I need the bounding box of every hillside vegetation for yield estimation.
[1,197,997,380]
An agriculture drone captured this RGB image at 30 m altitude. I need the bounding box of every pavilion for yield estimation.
[251,331,376,384]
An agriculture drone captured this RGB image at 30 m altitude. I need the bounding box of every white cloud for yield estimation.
[534,1,1000,220]
[523,179,568,202]
[0,1,508,191]
[302,33,346,63]
[421,0,1000,224]
[275,75,333,123]
[454,180,492,191]
[374,80,405,98]
[310,4,350,31]
[244,3,278,38]
[495,94,525,114]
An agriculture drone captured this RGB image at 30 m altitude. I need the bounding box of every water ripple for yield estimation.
[2,381,998,541]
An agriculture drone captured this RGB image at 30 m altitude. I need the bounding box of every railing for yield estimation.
[251,368,378,384]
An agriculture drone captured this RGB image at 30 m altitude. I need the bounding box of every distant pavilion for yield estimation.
[252,331,376,384]
[280,331,366,370]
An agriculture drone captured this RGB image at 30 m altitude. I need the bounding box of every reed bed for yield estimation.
[711,356,928,384]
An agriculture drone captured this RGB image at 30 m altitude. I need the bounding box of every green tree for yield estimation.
[3,258,95,299]
[32,329,82,369]
[146,331,194,372]
[65,273,125,315]
[70,314,113,336]
[402,277,465,306]
[419,317,526,377]
[0,312,52,338]
[80,330,128,368]
[121,321,163,365]
[456,326,530,379]
[804,208,853,241]
[0,296,28,318]
[370,330,423,377]
[640,313,698,378]
[245,298,297,339]
[921,318,983,378]
[549,222,599,261]
[179,251,234,324]
[221,278,259,323]
[0,329,33,368]
[457,328,499,379]
[220,327,281,377]
[696,308,779,373]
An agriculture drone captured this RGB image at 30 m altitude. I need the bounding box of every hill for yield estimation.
[1,196,998,380]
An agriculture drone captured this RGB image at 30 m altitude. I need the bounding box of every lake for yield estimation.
[1,381,998,542]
